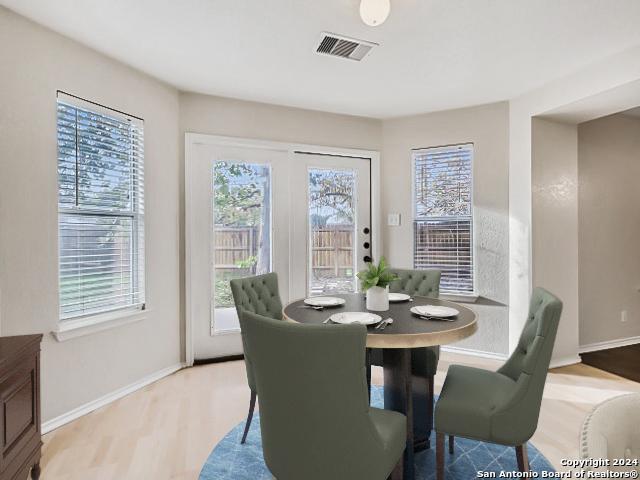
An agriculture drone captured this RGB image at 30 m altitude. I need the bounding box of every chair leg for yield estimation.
[366,348,372,403]
[389,455,403,480]
[436,432,445,480]
[449,435,455,455]
[516,444,529,472]
[240,391,257,444]
[427,375,434,449]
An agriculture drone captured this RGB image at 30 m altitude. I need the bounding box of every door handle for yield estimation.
[363,255,372,263]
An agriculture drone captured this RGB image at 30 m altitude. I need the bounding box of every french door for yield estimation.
[187,140,372,360]
[290,152,372,301]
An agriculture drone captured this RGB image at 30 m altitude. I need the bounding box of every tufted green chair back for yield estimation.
[230,272,283,393]
[240,311,405,479]
[493,287,563,444]
[389,268,441,298]
[370,268,442,378]
[229,272,283,321]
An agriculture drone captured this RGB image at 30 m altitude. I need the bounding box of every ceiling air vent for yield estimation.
[316,32,377,61]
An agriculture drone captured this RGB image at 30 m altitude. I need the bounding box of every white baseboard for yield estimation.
[42,363,184,434]
[549,355,582,369]
[441,345,508,361]
[579,335,640,354]
[442,346,582,370]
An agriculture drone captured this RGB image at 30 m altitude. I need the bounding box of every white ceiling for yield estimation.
[4,0,640,118]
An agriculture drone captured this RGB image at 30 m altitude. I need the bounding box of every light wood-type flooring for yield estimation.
[40,352,640,479]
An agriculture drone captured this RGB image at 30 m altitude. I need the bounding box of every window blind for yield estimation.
[57,93,145,320]
[413,144,474,295]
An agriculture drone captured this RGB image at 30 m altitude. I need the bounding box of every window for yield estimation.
[57,93,145,320]
[413,143,474,295]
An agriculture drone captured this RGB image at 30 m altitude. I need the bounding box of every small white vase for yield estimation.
[366,285,389,311]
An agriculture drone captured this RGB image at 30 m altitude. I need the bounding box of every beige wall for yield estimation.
[0,8,182,421]
[180,93,382,150]
[382,102,510,354]
[531,118,580,363]
[578,113,640,346]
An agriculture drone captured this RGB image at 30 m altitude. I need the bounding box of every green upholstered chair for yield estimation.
[369,268,441,447]
[434,287,563,479]
[240,310,406,480]
[229,272,283,444]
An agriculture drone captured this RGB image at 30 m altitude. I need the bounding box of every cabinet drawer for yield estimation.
[0,355,38,470]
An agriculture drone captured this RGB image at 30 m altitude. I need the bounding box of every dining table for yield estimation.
[283,293,478,480]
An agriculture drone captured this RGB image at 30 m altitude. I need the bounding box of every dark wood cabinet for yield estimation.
[0,335,42,480]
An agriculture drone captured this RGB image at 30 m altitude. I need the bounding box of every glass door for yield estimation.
[291,153,372,300]
[212,161,272,332]
[189,143,289,359]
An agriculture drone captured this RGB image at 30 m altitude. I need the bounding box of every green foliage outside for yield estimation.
[213,162,270,308]
[308,170,354,226]
[213,162,267,227]
[214,277,235,307]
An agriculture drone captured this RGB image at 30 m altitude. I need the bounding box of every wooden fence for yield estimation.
[214,225,354,276]
[214,227,257,272]
[310,225,354,276]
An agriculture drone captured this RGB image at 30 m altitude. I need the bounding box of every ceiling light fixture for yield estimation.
[359,0,390,27]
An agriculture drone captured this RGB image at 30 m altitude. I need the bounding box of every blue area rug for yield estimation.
[200,386,555,479]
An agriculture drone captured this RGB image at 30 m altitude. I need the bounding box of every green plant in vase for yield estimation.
[357,257,397,311]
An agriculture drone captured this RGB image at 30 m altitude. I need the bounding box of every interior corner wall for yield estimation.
[381,102,510,355]
[0,7,182,422]
[509,44,640,364]
[531,118,580,364]
[578,113,640,347]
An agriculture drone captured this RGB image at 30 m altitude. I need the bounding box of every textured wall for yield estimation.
[531,118,580,363]
[381,102,510,355]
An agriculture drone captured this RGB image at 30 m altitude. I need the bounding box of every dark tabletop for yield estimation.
[284,293,477,349]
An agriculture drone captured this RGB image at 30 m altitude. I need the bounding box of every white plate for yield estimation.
[328,312,382,326]
[304,297,346,307]
[411,305,459,318]
[389,293,411,303]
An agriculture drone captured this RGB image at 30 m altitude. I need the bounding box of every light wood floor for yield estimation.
[40,352,640,480]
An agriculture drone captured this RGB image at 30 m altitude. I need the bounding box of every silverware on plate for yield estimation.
[299,305,324,310]
[375,318,394,330]
[372,318,386,329]
[380,319,394,330]
[418,315,456,322]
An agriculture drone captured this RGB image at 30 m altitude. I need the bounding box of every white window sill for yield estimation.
[52,307,148,342]
[441,293,479,303]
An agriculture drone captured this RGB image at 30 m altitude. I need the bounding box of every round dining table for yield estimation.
[283,293,477,480]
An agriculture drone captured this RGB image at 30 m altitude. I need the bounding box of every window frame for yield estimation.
[411,142,477,299]
[56,92,146,325]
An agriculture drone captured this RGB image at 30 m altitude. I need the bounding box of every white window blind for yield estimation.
[57,93,145,320]
[413,144,474,295]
